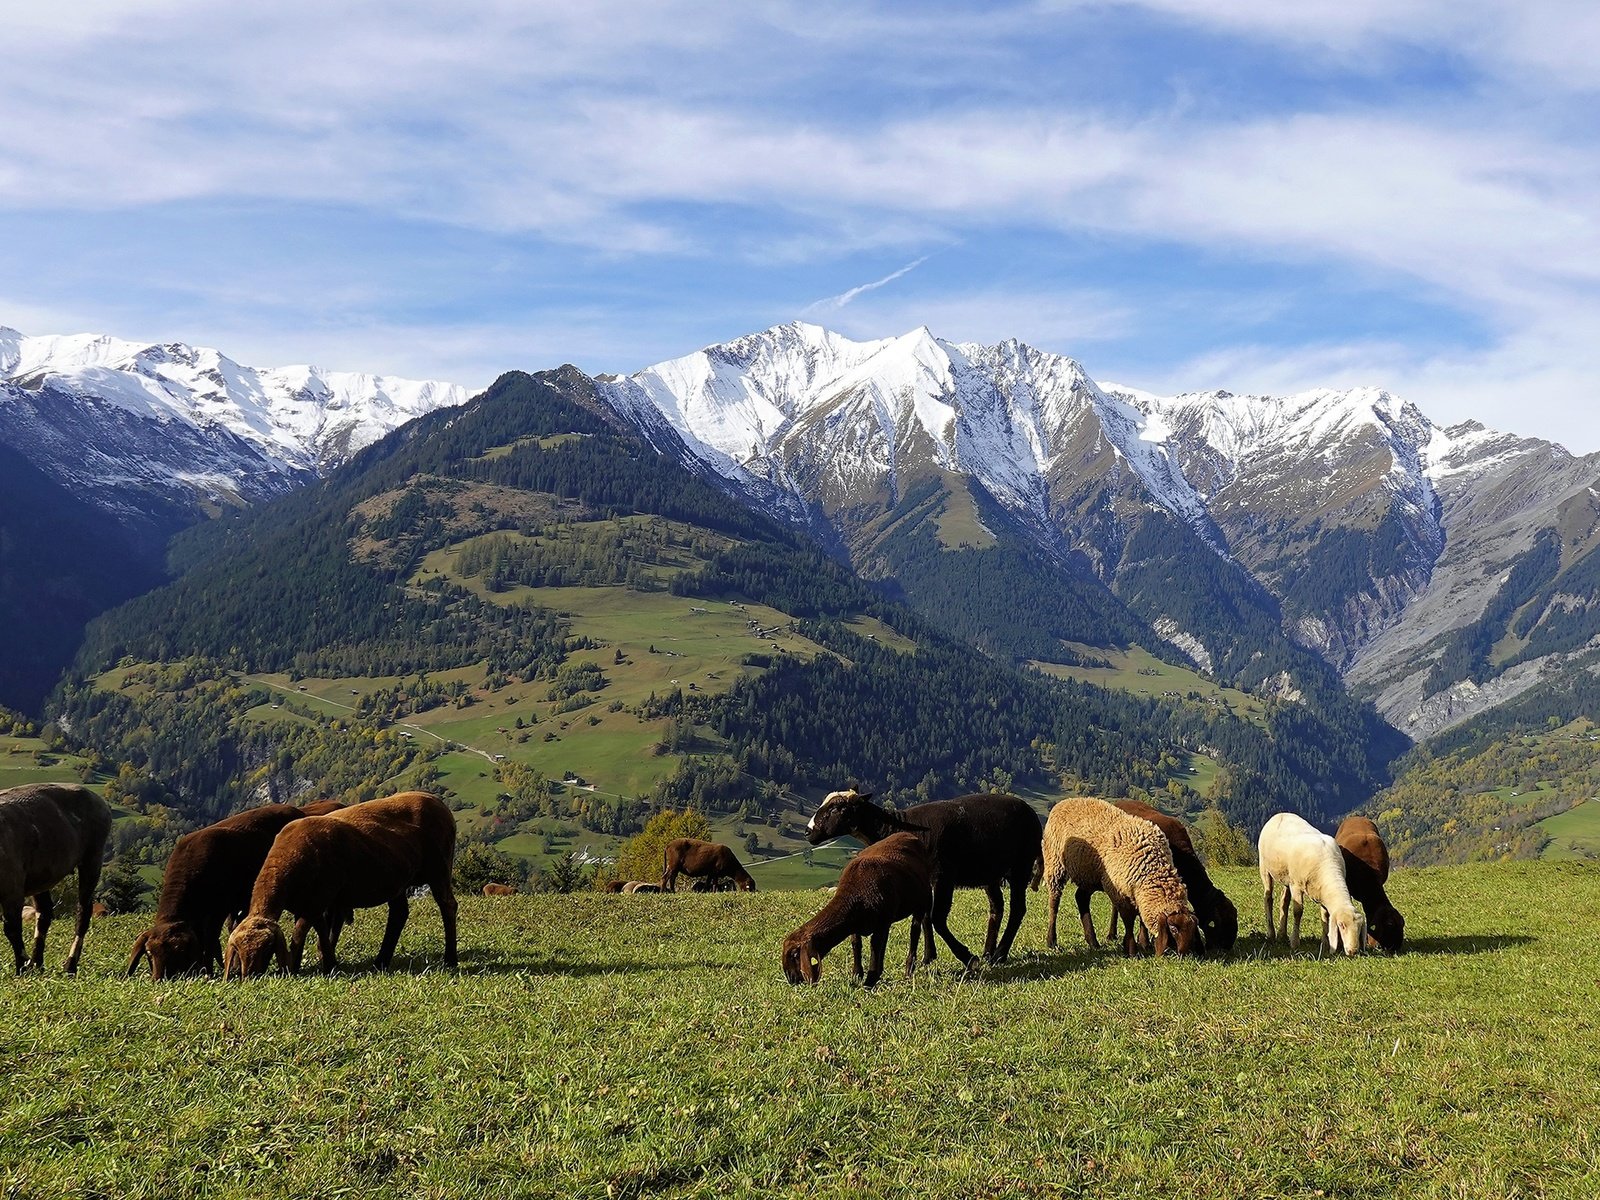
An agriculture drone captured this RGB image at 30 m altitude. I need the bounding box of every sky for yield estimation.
[3,1,1599,450]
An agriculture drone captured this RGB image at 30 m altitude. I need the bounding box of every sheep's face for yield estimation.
[805,790,874,845]
[1329,910,1366,957]
[1206,896,1239,953]
[224,917,286,979]
[781,933,822,984]
[736,876,756,893]
[144,921,203,981]
[1368,906,1405,953]
[1155,911,1204,957]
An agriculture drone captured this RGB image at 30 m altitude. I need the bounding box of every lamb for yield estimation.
[0,783,111,974]
[223,791,458,978]
[660,839,756,892]
[806,790,1041,968]
[1335,816,1405,952]
[1258,812,1365,956]
[482,883,517,897]
[782,832,933,986]
[127,803,309,981]
[1109,800,1239,953]
[1041,797,1204,956]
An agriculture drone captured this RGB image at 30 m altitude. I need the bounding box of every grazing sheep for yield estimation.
[128,803,309,981]
[806,790,1041,967]
[601,880,627,893]
[1110,800,1239,953]
[621,881,662,894]
[223,791,458,979]
[1335,816,1405,952]
[482,883,517,897]
[0,783,112,974]
[1258,813,1365,956]
[782,833,933,986]
[1042,798,1203,956]
[660,839,756,892]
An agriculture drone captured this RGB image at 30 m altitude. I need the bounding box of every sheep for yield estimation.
[621,881,662,894]
[223,791,457,978]
[482,883,517,897]
[127,803,309,981]
[1258,812,1365,956]
[805,789,1041,968]
[601,879,627,893]
[1335,816,1405,952]
[0,783,112,974]
[1109,800,1239,953]
[660,839,756,892]
[1041,798,1204,956]
[782,832,932,986]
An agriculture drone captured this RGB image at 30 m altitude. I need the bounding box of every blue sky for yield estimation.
[3,1,1599,449]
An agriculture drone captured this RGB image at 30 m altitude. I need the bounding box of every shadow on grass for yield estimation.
[325,948,722,978]
[1235,933,1534,961]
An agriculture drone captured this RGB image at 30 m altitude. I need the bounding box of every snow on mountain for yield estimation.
[0,326,470,474]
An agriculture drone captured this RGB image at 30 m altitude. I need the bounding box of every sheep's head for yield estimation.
[1205,894,1239,953]
[781,932,822,984]
[805,789,873,845]
[1328,909,1367,957]
[141,920,204,981]
[736,875,756,893]
[223,916,289,980]
[1368,905,1405,953]
[1154,911,1204,957]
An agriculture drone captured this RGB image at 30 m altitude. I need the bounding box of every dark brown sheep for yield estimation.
[1335,816,1405,952]
[1110,800,1239,953]
[601,880,627,893]
[660,839,755,892]
[806,790,1041,967]
[1,783,112,974]
[223,791,458,979]
[482,883,517,897]
[782,832,933,986]
[128,803,309,981]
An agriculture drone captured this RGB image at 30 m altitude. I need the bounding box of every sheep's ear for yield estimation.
[125,931,150,977]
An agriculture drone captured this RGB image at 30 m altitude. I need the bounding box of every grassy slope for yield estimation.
[0,735,92,791]
[1032,643,1267,724]
[3,864,1597,1199]
[1538,800,1600,860]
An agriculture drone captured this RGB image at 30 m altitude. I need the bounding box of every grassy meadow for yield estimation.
[3,863,1598,1198]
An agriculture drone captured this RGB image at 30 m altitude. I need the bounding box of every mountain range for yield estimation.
[6,319,1600,754]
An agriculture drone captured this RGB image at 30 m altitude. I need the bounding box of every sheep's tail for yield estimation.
[1030,852,1044,892]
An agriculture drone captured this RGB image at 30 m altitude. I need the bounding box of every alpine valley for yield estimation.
[6,321,1600,876]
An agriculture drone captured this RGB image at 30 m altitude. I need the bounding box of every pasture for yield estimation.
[3,863,1597,1198]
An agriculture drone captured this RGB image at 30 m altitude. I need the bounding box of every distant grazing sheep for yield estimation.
[128,803,309,981]
[660,839,755,892]
[1335,816,1405,952]
[806,790,1041,967]
[782,832,933,986]
[1041,798,1203,956]
[482,883,517,897]
[0,783,112,974]
[224,791,457,978]
[1258,813,1365,956]
[601,879,627,893]
[621,881,662,894]
[1111,800,1238,952]
[91,902,111,918]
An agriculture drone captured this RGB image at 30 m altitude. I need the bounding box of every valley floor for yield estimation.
[2,864,1597,1198]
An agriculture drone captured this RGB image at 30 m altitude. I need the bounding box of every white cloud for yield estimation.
[803,257,929,314]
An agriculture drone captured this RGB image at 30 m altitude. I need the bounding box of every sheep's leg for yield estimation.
[929,880,978,968]
[288,917,313,973]
[376,895,409,969]
[314,915,340,973]
[3,903,27,973]
[905,914,924,978]
[1288,889,1304,951]
[428,876,459,969]
[1262,878,1276,941]
[851,934,864,981]
[863,927,888,988]
[1075,886,1101,950]
[1135,916,1152,955]
[1105,907,1120,945]
[660,865,677,892]
[922,899,937,963]
[981,884,1003,960]
[27,890,53,970]
[1120,904,1138,957]
[63,857,101,975]
[1045,876,1063,950]
[992,876,1028,963]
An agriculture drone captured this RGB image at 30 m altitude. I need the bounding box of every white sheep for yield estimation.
[1041,797,1203,956]
[1257,812,1365,956]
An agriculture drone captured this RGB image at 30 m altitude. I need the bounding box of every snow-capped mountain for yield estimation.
[597,321,1600,736]
[0,326,470,528]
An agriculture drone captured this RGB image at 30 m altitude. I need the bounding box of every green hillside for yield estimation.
[3,863,1595,1198]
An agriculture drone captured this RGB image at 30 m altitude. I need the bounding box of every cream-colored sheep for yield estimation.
[1257,812,1365,956]
[1041,797,1203,956]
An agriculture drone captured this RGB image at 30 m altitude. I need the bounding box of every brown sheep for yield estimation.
[128,803,309,981]
[660,839,756,892]
[1109,800,1239,953]
[1,783,112,974]
[482,883,517,897]
[1335,816,1405,952]
[223,791,457,979]
[782,832,933,986]
[601,879,627,893]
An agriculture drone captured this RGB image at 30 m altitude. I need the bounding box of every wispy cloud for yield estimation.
[803,257,929,314]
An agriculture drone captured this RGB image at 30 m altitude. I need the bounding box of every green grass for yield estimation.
[4,864,1597,1198]
[0,735,93,790]
[1538,799,1600,861]
[1033,644,1268,724]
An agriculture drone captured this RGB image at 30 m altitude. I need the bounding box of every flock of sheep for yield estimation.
[0,779,1404,985]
